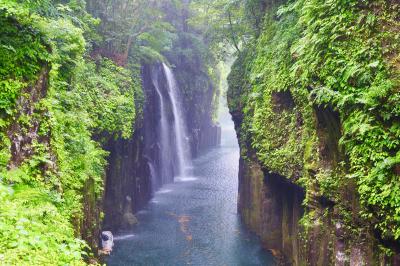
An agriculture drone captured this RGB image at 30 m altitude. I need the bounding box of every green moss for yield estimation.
[228,0,400,246]
[0,1,139,264]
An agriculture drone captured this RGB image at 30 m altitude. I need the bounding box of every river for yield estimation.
[106,99,275,265]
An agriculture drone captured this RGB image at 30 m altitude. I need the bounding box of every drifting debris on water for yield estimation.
[167,212,193,242]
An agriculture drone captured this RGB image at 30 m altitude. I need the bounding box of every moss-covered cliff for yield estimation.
[0,1,140,264]
[228,0,400,264]
[0,2,221,264]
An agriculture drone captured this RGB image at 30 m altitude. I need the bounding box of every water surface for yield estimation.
[107,101,275,266]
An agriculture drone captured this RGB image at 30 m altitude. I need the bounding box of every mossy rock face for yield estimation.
[0,2,141,264]
[228,0,400,263]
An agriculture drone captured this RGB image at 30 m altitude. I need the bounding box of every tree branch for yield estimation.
[227,10,241,53]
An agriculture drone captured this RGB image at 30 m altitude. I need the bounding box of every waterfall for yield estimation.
[149,63,191,190]
[151,68,171,185]
[162,63,191,176]
[148,161,157,192]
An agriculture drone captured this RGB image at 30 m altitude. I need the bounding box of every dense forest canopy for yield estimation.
[0,0,399,264]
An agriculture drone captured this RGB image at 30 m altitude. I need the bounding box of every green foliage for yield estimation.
[290,0,400,240]
[0,0,138,264]
[87,0,176,64]
[0,7,49,114]
[228,0,400,244]
[72,58,136,139]
[0,183,86,265]
[189,0,249,57]
[227,48,253,114]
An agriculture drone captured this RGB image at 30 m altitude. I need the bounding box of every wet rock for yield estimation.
[122,212,138,229]
[121,196,139,229]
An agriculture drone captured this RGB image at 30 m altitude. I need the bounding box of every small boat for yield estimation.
[99,231,114,255]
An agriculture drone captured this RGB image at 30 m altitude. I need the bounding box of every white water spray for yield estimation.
[147,161,157,192]
[162,63,191,176]
[151,69,171,184]
[149,63,191,189]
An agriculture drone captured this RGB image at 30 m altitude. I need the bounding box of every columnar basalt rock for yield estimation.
[102,62,221,232]
[102,124,152,230]
[231,105,400,265]
[229,70,400,266]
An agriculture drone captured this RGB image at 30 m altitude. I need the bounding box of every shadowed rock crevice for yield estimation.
[314,105,342,168]
[271,91,295,112]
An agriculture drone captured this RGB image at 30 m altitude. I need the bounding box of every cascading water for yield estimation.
[107,77,274,266]
[162,63,191,176]
[151,68,171,185]
[147,161,157,193]
[149,63,191,191]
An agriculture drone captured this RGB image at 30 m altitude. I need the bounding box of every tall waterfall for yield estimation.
[149,63,191,190]
[162,63,191,176]
[151,68,171,185]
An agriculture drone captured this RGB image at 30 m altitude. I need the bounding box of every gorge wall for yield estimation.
[0,2,142,263]
[102,1,221,233]
[0,0,220,264]
[102,60,221,231]
[228,0,400,265]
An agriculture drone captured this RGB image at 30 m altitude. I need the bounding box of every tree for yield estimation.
[86,0,176,65]
[189,0,249,57]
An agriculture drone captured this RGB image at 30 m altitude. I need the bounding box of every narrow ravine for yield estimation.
[106,98,274,265]
[4,1,400,265]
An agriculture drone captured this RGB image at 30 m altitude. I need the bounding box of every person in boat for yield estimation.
[99,231,114,255]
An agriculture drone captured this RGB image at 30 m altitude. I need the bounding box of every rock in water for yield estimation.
[122,212,138,229]
[121,195,138,229]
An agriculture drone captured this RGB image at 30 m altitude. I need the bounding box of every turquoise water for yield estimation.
[106,102,275,266]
